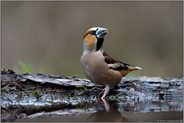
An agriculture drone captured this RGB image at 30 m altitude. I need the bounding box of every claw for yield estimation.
[98,89,105,98]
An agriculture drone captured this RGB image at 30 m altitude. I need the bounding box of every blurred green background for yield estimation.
[2,1,183,78]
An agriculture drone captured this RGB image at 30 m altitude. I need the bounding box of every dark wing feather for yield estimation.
[102,50,129,71]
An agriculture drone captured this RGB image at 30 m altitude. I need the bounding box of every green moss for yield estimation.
[32,90,42,101]
[116,92,127,97]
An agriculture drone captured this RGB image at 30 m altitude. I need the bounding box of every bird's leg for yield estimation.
[98,89,105,98]
[97,85,105,98]
[101,84,110,99]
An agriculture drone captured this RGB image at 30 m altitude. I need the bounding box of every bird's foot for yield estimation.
[98,89,105,98]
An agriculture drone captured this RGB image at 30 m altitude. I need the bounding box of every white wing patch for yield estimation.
[107,63,121,69]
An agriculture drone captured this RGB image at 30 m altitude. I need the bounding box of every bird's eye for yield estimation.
[90,31,96,35]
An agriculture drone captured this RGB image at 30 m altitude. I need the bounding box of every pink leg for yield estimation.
[98,89,105,98]
[97,85,110,99]
[101,85,110,99]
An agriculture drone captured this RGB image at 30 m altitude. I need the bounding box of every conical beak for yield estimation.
[96,27,108,39]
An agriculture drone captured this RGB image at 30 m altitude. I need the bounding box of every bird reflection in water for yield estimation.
[87,98,128,122]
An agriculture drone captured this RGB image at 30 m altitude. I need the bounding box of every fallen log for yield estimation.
[1,69,183,122]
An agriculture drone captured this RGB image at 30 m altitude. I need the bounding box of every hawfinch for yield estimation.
[81,27,142,99]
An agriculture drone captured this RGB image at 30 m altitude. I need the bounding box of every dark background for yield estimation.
[2,1,183,77]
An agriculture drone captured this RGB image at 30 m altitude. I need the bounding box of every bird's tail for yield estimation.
[128,66,143,71]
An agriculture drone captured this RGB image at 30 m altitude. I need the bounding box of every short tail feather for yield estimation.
[128,66,143,71]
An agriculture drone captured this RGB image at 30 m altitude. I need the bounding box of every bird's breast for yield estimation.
[81,51,122,87]
[81,51,107,79]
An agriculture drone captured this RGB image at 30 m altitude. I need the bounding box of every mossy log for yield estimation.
[1,69,183,122]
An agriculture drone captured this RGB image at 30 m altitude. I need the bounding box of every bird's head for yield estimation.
[83,27,108,51]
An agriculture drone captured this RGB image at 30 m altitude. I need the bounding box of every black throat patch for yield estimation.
[96,38,104,51]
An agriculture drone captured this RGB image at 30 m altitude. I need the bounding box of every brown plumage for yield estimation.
[81,27,142,99]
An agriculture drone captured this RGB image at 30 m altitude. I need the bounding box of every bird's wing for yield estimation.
[102,50,129,71]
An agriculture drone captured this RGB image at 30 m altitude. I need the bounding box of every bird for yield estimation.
[80,27,142,99]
